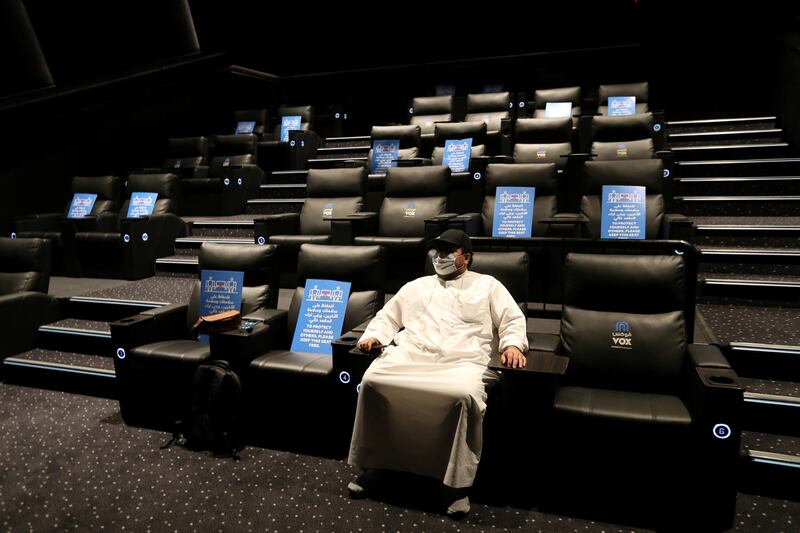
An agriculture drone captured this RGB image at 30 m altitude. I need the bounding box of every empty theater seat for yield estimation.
[162,136,210,171]
[233,109,268,138]
[583,112,660,160]
[532,86,582,122]
[244,243,385,452]
[431,121,487,165]
[510,118,573,169]
[254,167,368,286]
[14,175,121,276]
[257,105,319,172]
[0,237,60,357]
[110,242,279,428]
[408,95,454,140]
[73,172,186,279]
[533,252,742,529]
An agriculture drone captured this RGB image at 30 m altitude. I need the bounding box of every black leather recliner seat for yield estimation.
[110,242,279,427]
[532,86,582,123]
[510,118,573,169]
[597,81,650,116]
[73,172,186,279]
[15,175,121,276]
[0,237,59,356]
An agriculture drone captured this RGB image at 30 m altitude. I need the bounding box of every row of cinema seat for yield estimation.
[407,82,653,151]
[254,160,693,292]
[110,240,742,529]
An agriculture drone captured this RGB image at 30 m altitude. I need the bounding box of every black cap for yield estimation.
[427,229,472,254]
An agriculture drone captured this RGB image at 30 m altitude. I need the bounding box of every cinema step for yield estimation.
[671,143,790,161]
[37,319,112,356]
[699,246,800,276]
[741,377,800,437]
[259,183,307,199]
[269,169,308,184]
[667,128,783,144]
[665,116,778,134]
[675,158,800,177]
[724,342,800,383]
[674,176,800,196]
[700,273,800,300]
[186,217,255,238]
[64,295,162,321]
[154,254,198,275]
[246,198,305,215]
[740,431,800,499]
[322,135,370,149]
[2,348,116,397]
[693,216,800,248]
[306,157,368,169]
[676,195,800,216]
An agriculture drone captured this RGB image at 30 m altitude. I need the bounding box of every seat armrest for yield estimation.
[681,352,744,443]
[664,213,695,243]
[489,349,569,375]
[425,213,459,239]
[330,213,379,245]
[446,213,483,236]
[110,303,190,348]
[209,321,272,369]
[688,343,732,369]
[332,341,381,388]
[527,333,561,353]
[0,292,60,357]
[253,213,301,243]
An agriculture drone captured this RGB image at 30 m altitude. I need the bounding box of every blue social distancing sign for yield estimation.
[608,96,636,116]
[371,139,400,174]
[442,138,473,173]
[601,185,646,239]
[544,102,572,118]
[67,193,97,219]
[235,121,256,134]
[291,279,352,355]
[280,115,302,142]
[492,186,535,238]
[126,192,158,218]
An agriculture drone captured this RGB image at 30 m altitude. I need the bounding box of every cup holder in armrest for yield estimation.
[340,336,358,342]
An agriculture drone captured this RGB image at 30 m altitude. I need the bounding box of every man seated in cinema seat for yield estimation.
[347,229,528,518]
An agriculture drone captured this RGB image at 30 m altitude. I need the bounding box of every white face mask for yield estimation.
[430,250,457,276]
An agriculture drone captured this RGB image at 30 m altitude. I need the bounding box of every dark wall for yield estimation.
[0,0,53,98]
[22,0,199,85]
[776,15,800,150]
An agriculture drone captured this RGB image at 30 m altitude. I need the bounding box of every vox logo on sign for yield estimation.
[610,320,633,349]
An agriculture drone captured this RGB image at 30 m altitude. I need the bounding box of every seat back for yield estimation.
[379,166,449,237]
[300,167,367,235]
[513,118,572,168]
[579,159,665,239]
[234,109,267,137]
[471,251,529,315]
[163,136,210,169]
[211,134,257,168]
[368,125,421,162]
[186,242,279,328]
[591,113,655,160]
[483,163,558,236]
[597,81,650,115]
[533,86,582,118]
[0,237,52,295]
[409,95,454,136]
[68,175,121,216]
[121,173,182,217]
[270,105,313,139]
[465,92,511,133]
[560,253,687,393]
[287,244,386,346]
[432,121,487,165]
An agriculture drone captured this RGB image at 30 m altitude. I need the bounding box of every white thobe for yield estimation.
[348,270,528,488]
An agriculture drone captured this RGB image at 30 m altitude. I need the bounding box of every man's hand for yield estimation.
[500,346,527,369]
[358,337,384,354]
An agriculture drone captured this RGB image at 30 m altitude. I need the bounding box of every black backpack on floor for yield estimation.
[164,359,244,459]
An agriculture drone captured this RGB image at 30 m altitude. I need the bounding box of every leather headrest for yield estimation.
[297,244,385,290]
[470,251,529,302]
[278,105,313,122]
[214,134,257,156]
[0,237,51,275]
[564,253,685,312]
[534,86,582,107]
[198,242,278,286]
[306,167,367,198]
[385,166,450,197]
[466,91,511,112]
[126,173,181,198]
[599,81,649,104]
[581,159,664,194]
[72,175,120,201]
[371,125,421,148]
[486,163,558,195]
[592,113,654,142]
[434,121,487,146]
[515,118,572,143]
[167,137,209,158]
[412,95,453,115]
